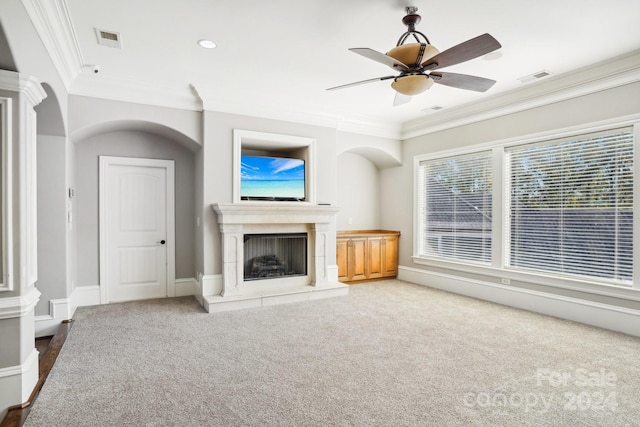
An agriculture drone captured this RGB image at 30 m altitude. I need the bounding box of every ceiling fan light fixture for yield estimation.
[391,74,434,95]
[387,43,439,67]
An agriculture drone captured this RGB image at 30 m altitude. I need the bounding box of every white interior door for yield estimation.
[99,157,175,303]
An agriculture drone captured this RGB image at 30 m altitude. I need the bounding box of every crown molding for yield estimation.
[189,82,402,139]
[402,50,640,140]
[21,0,84,89]
[69,74,202,111]
[72,77,402,139]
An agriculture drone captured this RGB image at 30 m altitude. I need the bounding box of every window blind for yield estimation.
[507,128,633,283]
[420,152,492,263]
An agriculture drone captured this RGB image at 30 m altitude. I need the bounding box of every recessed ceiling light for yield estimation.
[197,39,217,49]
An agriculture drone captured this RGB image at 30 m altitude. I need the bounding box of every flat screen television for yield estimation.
[240,155,305,201]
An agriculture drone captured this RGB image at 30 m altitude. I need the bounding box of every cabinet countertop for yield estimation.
[337,230,400,237]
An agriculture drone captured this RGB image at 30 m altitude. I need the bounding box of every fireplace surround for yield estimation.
[204,203,348,312]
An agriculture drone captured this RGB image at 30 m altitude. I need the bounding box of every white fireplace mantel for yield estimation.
[204,203,348,312]
[212,202,340,225]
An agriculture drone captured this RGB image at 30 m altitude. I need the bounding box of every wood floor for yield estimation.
[0,320,73,427]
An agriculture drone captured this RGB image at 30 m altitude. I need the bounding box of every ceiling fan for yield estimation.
[327,6,502,106]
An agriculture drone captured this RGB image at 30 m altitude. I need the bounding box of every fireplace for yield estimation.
[205,203,348,312]
[244,233,307,280]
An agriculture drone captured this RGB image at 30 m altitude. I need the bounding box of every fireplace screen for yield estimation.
[244,233,308,281]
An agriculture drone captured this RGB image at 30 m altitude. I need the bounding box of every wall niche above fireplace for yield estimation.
[233,129,316,204]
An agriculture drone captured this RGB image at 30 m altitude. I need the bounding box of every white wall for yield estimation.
[75,130,197,288]
[336,152,380,230]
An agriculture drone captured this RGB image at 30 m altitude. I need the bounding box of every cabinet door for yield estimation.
[336,238,349,281]
[383,235,399,276]
[367,237,384,279]
[349,237,368,281]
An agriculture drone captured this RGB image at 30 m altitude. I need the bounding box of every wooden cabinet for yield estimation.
[336,230,400,283]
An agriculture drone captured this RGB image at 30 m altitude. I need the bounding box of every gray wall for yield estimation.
[75,130,196,287]
[382,81,640,269]
[336,152,380,230]
[200,111,338,276]
[67,135,76,295]
[36,135,68,316]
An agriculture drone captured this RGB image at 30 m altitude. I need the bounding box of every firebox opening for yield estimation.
[244,233,308,281]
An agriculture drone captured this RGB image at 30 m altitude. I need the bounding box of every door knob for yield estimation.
[157,240,166,245]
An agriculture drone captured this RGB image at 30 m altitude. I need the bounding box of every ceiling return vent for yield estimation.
[518,70,552,83]
[95,28,122,48]
[422,105,444,113]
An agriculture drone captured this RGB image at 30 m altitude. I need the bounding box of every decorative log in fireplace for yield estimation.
[248,254,288,278]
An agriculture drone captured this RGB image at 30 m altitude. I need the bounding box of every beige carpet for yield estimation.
[24,280,640,426]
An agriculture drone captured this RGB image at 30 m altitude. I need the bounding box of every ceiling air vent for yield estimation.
[95,28,122,48]
[422,105,444,113]
[518,70,552,83]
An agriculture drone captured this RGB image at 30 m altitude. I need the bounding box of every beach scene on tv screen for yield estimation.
[241,155,305,199]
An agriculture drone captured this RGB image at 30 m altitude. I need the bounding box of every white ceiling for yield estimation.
[34,0,640,137]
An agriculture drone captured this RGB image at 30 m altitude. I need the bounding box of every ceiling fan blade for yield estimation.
[349,48,410,72]
[326,75,395,91]
[422,33,501,70]
[430,71,496,92]
[393,92,412,106]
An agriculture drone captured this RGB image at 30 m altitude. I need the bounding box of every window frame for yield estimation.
[413,114,640,298]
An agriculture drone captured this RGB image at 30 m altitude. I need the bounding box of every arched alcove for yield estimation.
[336,131,402,170]
[35,83,66,136]
[72,122,199,304]
[336,151,380,230]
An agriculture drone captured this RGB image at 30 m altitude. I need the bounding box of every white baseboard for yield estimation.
[175,278,197,297]
[0,348,39,418]
[34,297,74,337]
[200,274,223,296]
[70,285,100,308]
[398,265,640,337]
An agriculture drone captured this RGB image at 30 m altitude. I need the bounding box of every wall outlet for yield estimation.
[348,217,353,225]
[501,278,511,285]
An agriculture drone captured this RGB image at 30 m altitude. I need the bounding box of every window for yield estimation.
[418,152,493,263]
[415,123,637,289]
[507,128,633,284]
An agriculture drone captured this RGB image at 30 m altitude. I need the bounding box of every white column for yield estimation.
[0,71,46,418]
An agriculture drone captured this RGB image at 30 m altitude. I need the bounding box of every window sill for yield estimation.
[412,255,640,302]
